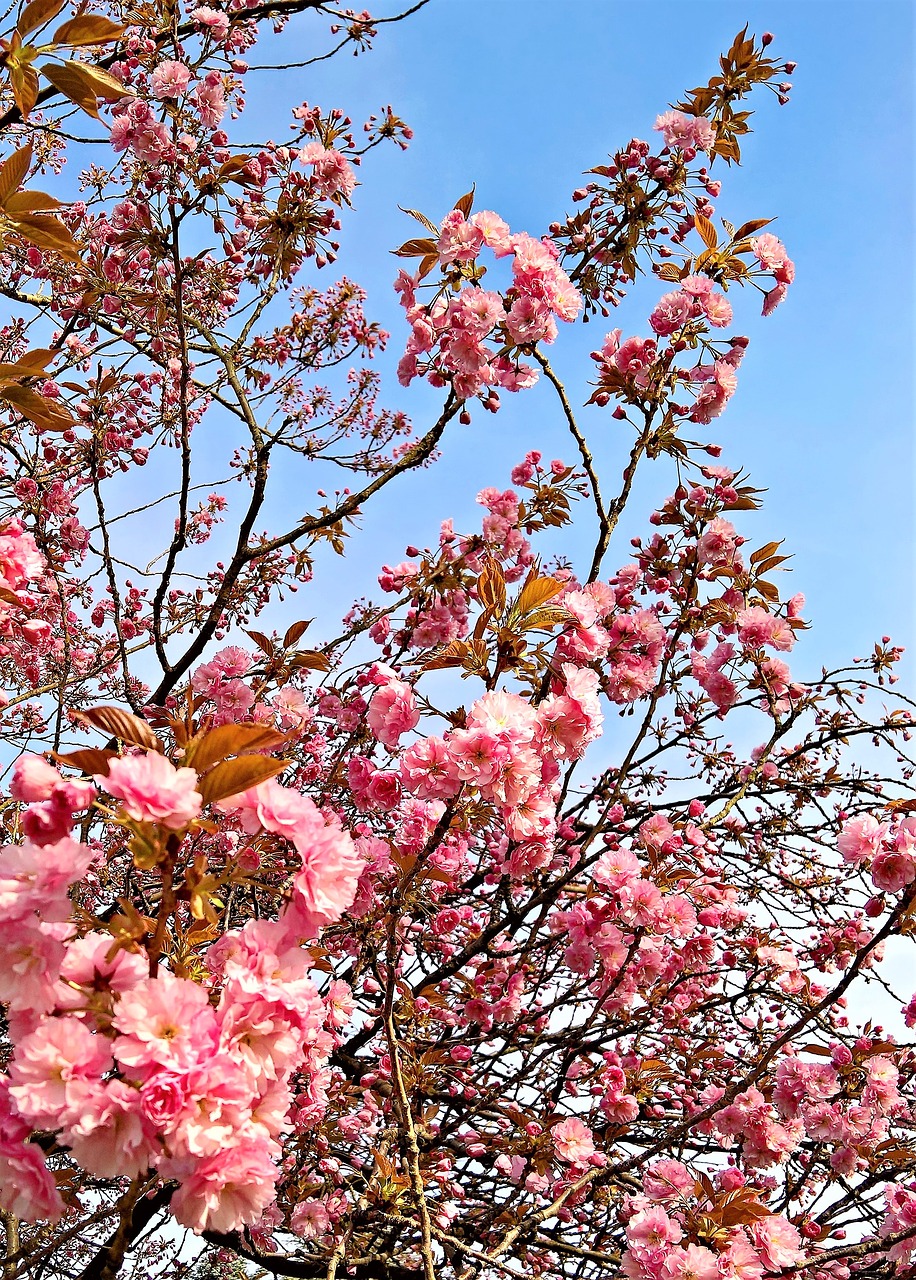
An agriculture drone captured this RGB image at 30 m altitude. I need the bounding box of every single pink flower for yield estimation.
[102,752,202,830]
[151,60,192,99]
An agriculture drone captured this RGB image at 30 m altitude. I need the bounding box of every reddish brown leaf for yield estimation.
[197,754,289,805]
[52,747,116,776]
[0,383,75,430]
[17,0,66,37]
[283,618,312,648]
[454,186,475,217]
[4,211,80,261]
[52,14,125,45]
[73,705,160,750]
[9,65,40,119]
[289,649,330,672]
[0,144,32,208]
[40,60,127,119]
[515,574,563,616]
[184,722,289,773]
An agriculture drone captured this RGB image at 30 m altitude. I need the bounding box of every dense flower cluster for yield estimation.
[0,756,363,1231]
[0,11,907,1280]
[396,208,581,405]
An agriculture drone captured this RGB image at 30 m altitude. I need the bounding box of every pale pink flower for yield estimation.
[0,519,44,590]
[552,1115,595,1163]
[762,282,789,316]
[737,606,794,652]
[437,210,484,264]
[10,754,60,803]
[0,838,94,924]
[366,679,419,748]
[291,1197,332,1239]
[400,736,461,801]
[643,1158,694,1201]
[0,1138,64,1222]
[167,1139,280,1232]
[58,930,148,999]
[751,1215,803,1268]
[702,290,733,327]
[151,60,192,99]
[505,296,556,345]
[872,848,916,894]
[9,1016,113,1130]
[113,971,218,1073]
[751,233,790,271]
[0,920,70,1013]
[169,1056,257,1157]
[627,1205,682,1253]
[64,1079,157,1179]
[662,1244,720,1280]
[192,71,226,128]
[696,516,738,566]
[300,141,357,199]
[102,752,202,829]
[649,290,692,337]
[191,5,230,38]
[838,814,888,864]
[469,210,512,255]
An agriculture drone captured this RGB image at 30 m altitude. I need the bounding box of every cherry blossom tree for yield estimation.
[0,5,912,1280]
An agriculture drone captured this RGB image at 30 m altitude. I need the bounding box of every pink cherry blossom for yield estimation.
[150,60,192,99]
[101,753,202,829]
[552,1115,596,1163]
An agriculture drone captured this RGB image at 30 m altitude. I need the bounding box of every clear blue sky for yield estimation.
[240,0,914,676]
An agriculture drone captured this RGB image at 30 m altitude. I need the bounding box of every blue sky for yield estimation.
[240,0,914,675]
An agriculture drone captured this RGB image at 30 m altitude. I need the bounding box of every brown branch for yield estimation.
[75,1184,172,1280]
[147,393,458,706]
[533,350,609,582]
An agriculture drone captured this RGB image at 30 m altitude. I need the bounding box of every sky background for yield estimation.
[236,0,915,683]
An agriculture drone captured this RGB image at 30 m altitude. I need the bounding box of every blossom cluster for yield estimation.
[396,208,581,405]
[838,812,916,898]
[0,752,363,1231]
[621,1165,804,1280]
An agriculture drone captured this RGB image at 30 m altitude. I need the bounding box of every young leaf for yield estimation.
[197,755,289,805]
[0,144,32,207]
[283,618,312,648]
[695,215,721,249]
[0,347,55,378]
[289,649,331,672]
[750,539,783,565]
[52,747,117,776]
[4,211,80,261]
[73,705,160,750]
[40,61,127,118]
[397,205,439,235]
[17,0,66,37]
[0,383,75,430]
[185,722,289,773]
[477,560,506,615]
[5,190,63,213]
[733,217,773,240]
[52,14,126,45]
[392,236,437,258]
[454,186,475,217]
[9,65,41,119]
[515,574,563,616]
[245,628,274,656]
